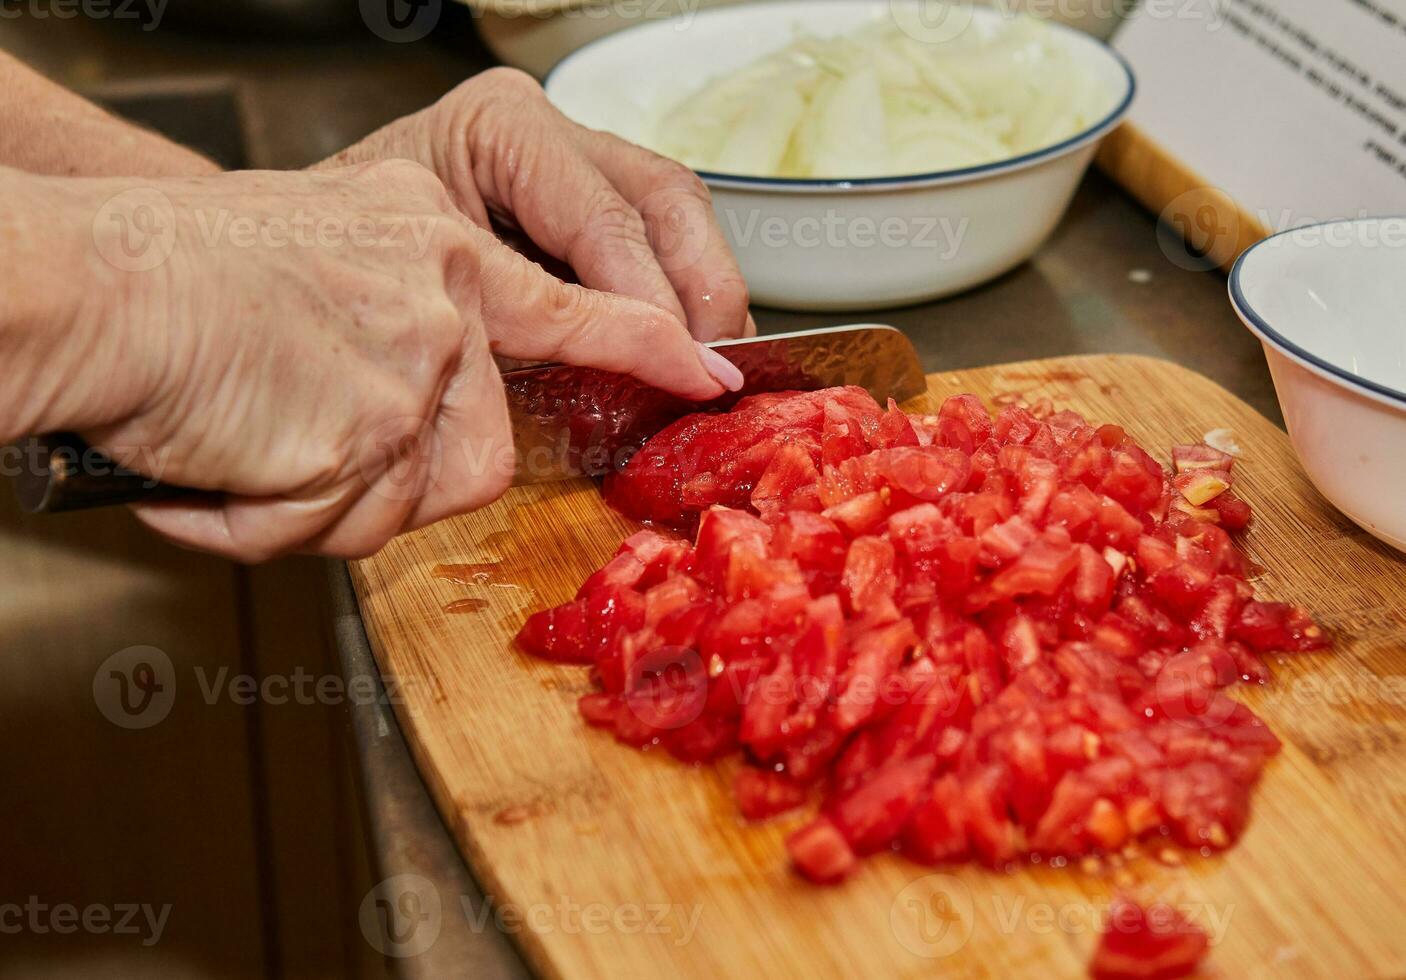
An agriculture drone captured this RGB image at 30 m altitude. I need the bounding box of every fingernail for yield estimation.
[695,342,744,393]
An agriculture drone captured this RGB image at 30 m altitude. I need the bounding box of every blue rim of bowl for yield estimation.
[544,6,1137,192]
[1229,216,1406,409]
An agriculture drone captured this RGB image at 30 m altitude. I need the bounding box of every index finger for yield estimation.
[467,225,743,402]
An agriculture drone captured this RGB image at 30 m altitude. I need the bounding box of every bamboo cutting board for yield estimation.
[350,354,1406,980]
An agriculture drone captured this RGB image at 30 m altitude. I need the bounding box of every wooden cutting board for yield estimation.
[350,354,1406,980]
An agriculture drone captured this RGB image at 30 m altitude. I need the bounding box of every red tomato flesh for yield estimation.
[1090,898,1209,980]
[516,388,1330,951]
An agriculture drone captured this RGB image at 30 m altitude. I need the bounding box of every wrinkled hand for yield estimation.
[55,161,738,561]
[321,67,755,342]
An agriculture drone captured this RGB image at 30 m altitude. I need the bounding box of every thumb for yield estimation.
[467,228,744,402]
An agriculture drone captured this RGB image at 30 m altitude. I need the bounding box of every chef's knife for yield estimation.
[13,323,926,513]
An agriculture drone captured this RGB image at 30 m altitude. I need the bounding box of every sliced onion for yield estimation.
[649,14,1111,179]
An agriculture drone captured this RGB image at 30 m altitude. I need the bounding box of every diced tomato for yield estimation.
[783,725,848,785]
[516,601,591,664]
[621,643,708,731]
[827,755,936,853]
[1090,898,1209,980]
[961,764,1017,865]
[1101,446,1166,513]
[665,713,737,762]
[699,598,767,665]
[1209,489,1253,530]
[990,536,1079,597]
[902,774,970,863]
[1072,544,1117,610]
[787,817,857,884]
[994,404,1040,445]
[872,446,972,501]
[841,536,899,619]
[939,393,994,444]
[618,529,691,586]
[822,402,872,465]
[515,386,1328,916]
[823,490,889,536]
[835,620,918,731]
[694,507,771,581]
[1097,496,1145,548]
[751,442,820,509]
[577,692,618,727]
[980,515,1039,563]
[734,768,808,820]
[1231,601,1329,652]
[642,577,697,626]
[875,400,920,448]
[1135,535,1178,576]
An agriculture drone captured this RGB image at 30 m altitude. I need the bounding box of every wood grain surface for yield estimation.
[350,355,1406,980]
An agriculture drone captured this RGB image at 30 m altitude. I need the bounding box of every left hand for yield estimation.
[320,67,755,342]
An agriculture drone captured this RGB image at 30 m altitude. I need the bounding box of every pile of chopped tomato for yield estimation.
[517,387,1328,886]
[1090,898,1209,980]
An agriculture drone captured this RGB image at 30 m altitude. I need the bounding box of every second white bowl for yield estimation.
[1230,216,1406,553]
[545,0,1135,311]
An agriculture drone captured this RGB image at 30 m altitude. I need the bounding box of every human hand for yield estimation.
[320,67,755,342]
[17,161,740,561]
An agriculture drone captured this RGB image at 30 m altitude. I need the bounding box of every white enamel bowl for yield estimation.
[544,0,1135,311]
[1230,217,1406,552]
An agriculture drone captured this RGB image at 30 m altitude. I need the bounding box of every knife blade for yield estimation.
[504,323,926,485]
[13,323,925,513]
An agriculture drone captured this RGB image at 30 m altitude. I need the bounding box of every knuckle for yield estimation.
[713,270,751,315]
[650,155,711,201]
[579,190,648,249]
[536,268,589,325]
[305,445,353,493]
[477,67,543,101]
[461,421,514,510]
[475,457,514,507]
[433,222,483,292]
[425,300,467,365]
[385,388,429,430]
[357,156,429,185]
[361,158,452,206]
[430,217,480,266]
[535,280,613,367]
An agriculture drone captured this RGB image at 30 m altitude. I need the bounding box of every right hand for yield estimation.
[43,160,741,561]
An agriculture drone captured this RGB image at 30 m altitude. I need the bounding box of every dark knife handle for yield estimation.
[12,433,194,514]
